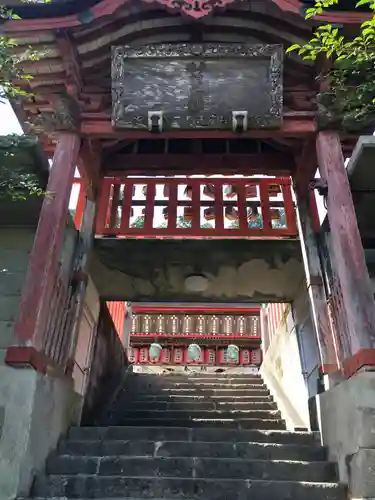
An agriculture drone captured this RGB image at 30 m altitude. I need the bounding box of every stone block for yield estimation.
[349,448,375,498]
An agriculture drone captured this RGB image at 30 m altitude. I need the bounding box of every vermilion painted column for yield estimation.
[8,133,81,368]
[316,131,375,377]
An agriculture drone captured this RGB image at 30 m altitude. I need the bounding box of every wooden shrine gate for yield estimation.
[73,176,297,239]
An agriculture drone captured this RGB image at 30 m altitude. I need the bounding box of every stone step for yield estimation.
[107,409,281,421]
[32,476,346,500]
[59,439,327,462]
[154,377,264,384]
[127,383,268,390]
[46,456,337,483]
[68,427,317,445]
[117,401,278,411]
[133,374,262,380]
[100,418,286,430]
[120,388,270,397]
[121,394,274,403]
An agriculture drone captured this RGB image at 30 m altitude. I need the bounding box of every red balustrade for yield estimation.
[95,177,297,238]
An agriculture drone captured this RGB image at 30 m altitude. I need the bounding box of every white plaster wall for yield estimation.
[72,278,100,396]
[260,304,311,430]
[0,366,81,500]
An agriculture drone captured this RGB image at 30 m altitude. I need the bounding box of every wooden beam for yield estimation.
[3,0,368,36]
[55,31,83,97]
[79,139,101,200]
[103,153,295,176]
[81,118,317,139]
[316,131,375,367]
[293,137,317,198]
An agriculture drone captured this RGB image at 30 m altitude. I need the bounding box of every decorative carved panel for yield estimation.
[141,0,237,19]
[112,43,283,131]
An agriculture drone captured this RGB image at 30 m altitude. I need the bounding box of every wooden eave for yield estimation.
[3,0,370,33]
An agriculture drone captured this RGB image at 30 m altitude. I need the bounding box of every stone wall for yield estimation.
[0,368,81,499]
[91,239,304,303]
[317,371,375,498]
[0,228,36,365]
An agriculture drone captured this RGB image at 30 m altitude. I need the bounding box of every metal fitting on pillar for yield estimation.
[148,111,163,133]
[232,111,248,133]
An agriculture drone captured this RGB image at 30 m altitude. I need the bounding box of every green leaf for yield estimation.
[356,0,373,7]
[285,44,301,53]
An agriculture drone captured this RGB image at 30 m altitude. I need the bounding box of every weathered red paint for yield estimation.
[5,346,66,378]
[343,348,375,379]
[13,133,81,351]
[81,118,317,139]
[316,131,375,357]
[96,176,297,239]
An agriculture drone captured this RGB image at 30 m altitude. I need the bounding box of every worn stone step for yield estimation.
[120,388,270,397]
[126,383,268,390]
[117,401,278,411]
[59,439,326,462]
[32,476,346,500]
[129,382,266,390]
[107,409,281,421]
[46,456,336,483]
[121,394,274,403]
[101,418,286,430]
[68,427,317,445]
[155,377,264,384]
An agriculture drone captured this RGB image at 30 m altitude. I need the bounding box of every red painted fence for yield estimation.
[94,177,297,239]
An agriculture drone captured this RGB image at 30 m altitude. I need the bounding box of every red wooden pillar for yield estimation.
[316,131,375,377]
[7,133,81,369]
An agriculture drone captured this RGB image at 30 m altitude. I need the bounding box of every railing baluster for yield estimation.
[168,181,178,231]
[259,181,272,231]
[119,182,133,233]
[282,181,296,234]
[191,182,201,231]
[109,183,121,230]
[144,182,156,231]
[214,183,224,231]
[73,180,86,230]
[236,183,247,234]
[96,179,112,234]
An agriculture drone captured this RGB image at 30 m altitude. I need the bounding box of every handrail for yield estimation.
[95,176,297,239]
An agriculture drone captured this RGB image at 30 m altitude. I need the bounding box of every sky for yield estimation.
[1,99,330,225]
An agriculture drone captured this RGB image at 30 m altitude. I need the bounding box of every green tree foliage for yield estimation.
[286,0,375,130]
[0,135,44,200]
[0,2,48,200]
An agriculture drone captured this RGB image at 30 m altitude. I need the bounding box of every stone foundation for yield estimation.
[0,366,81,500]
[317,370,375,499]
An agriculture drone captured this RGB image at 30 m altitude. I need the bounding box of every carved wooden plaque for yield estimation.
[112,43,283,131]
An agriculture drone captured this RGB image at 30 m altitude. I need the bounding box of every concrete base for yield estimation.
[0,366,82,500]
[317,371,375,499]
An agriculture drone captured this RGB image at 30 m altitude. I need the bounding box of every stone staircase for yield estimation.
[30,372,346,499]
